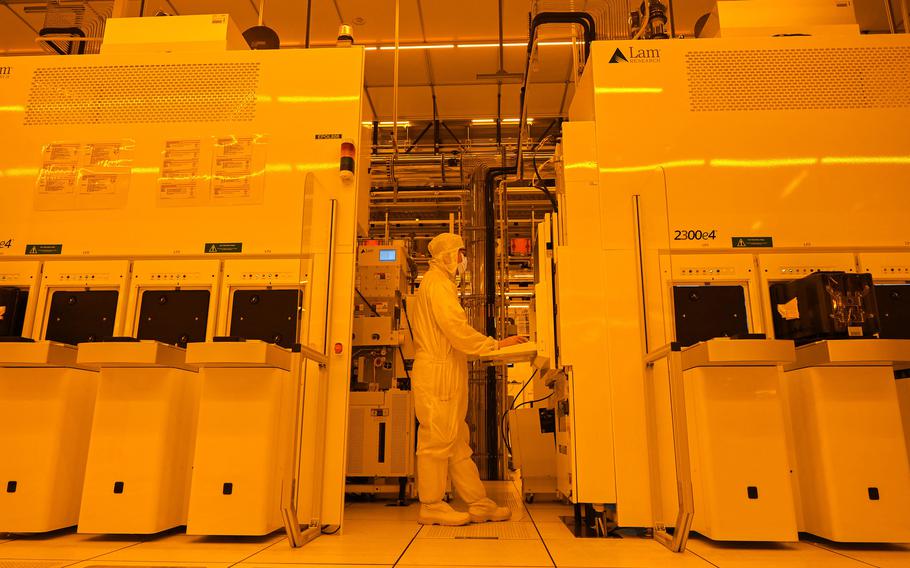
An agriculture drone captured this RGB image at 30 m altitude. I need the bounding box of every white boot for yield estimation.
[418,501,471,526]
[469,497,511,523]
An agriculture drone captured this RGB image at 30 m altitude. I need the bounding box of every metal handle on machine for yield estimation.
[643,344,694,553]
[282,198,338,547]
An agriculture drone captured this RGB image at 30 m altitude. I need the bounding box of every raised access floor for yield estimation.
[2,481,909,568]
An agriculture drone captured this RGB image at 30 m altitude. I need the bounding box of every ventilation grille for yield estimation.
[25,63,259,126]
[686,47,910,112]
[346,407,365,473]
[389,391,408,475]
[420,522,538,540]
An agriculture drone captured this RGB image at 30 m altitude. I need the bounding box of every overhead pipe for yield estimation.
[392,0,401,158]
[517,11,595,179]
[482,165,515,479]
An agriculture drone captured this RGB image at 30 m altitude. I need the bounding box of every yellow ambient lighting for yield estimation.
[710,158,818,168]
[595,87,664,94]
[564,161,598,170]
[363,40,571,51]
[1,168,40,177]
[378,44,455,51]
[295,163,337,171]
[0,105,25,112]
[471,118,534,124]
[599,159,706,174]
[458,42,527,48]
[820,155,910,165]
[276,95,359,103]
[361,121,410,127]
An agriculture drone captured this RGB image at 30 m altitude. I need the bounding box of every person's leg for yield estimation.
[416,453,448,504]
[448,422,511,522]
[413,383,469,526]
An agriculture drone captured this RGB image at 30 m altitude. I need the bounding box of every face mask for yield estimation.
[457,256,468,276]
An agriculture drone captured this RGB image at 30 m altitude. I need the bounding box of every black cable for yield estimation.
[355,288,380,317]
[500,369,538,455]
[532,135,549,184]
[514,392,553,410]
[397,299,415,388]
[397,345,411,387]
[401,297,415,340]
[531,135,559,212]
[321,524,341,535]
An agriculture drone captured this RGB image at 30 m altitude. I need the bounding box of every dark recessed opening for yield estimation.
[747,486,759,500]
[223,482,233,495]
[6,481,16,493]
[868,487,880,501]
[113,481,124,494]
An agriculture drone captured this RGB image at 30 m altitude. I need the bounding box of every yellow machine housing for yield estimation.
[547,33,910,544]
[0,31,368,535]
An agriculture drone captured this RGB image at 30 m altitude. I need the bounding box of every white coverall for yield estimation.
[411,233,502,514]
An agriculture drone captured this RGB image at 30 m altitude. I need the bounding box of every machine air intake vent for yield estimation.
[686,47,910,112]
[24,62,259,125]
[389,391,409,474]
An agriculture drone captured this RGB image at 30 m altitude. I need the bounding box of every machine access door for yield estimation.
[672,285,750,347]
[229,288,300,348]
[0,287,28,338]
[186,259,304,536]
[0,261,125,533]
[654,254,797,541]
[77,261,216,534]
[44,290,118,345]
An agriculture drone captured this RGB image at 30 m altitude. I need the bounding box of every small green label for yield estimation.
[25,244,62,255]
[732,236,773,248]
[204,242,242,253]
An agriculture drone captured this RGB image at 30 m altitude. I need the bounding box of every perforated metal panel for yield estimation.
[346,406,365,473]
[419,522,538,539]
[24,63,259,126]
[389,390,409,474]
[686,47,910,112]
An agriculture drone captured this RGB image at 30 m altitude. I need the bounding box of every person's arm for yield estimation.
[428,280,499,355]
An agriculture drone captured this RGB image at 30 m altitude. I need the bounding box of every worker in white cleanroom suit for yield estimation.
[410,232,527,526]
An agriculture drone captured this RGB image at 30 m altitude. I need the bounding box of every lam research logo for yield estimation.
[0,66,11,79]
[608,46,661,64]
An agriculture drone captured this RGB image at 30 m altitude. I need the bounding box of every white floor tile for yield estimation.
[533,521,575,540]
[243,564,390,568]
[808,541,910,568]
[244,520,419,565]
[417,521,538,540]
[398,565,547,568]
[0,532,141,561]
[524,503,575,525]
[687,535,873,567]
[343,501,420,521]
[537,525,713,568]
[68,561,229,568]
[397,537,553,566]
[92,532,283,563]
